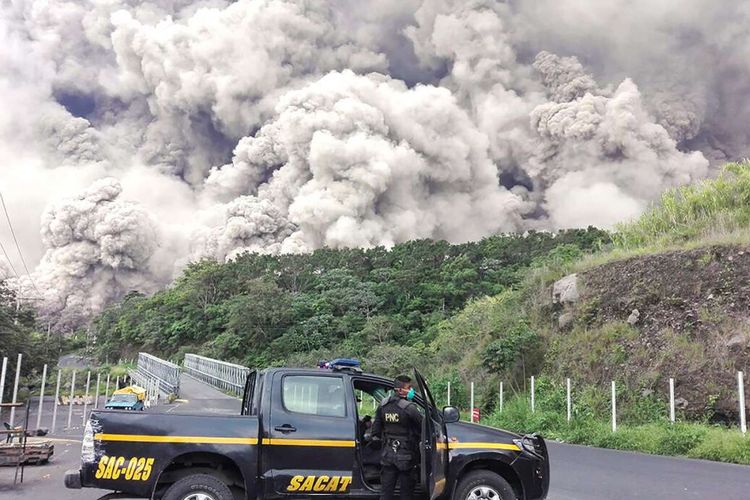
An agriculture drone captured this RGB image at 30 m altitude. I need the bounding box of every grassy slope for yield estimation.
[443,162,750,464]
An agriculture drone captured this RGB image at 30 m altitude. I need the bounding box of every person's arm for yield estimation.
[408,403,423,436]
[369,405,383,441]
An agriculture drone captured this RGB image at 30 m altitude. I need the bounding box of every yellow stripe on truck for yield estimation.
[436,442,521,451]
[95,434,258,445]
[94,434,355,447]
[262,438,356,447]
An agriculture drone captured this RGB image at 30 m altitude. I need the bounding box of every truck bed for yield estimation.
[82,410,259,498]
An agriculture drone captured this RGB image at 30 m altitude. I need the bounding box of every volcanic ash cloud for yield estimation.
[201,70,525,259]
[12,178,159,330]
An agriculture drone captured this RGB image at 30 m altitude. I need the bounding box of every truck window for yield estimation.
[241,371,257,415]
[282,375,346,417]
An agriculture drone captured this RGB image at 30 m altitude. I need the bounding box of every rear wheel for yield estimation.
[162,473,233,500]
[454,471,517,500]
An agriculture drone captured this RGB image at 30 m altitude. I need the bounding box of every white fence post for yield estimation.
[51,370,61,433]
[530,376,535,413]
[0,356,7,421]
[9,353,22,426]
[95,373,101,409]
[566,378,571,422]
[669,378,675,423]
[611,381,617,432]
[105,373,111,399]
[738,371,747,435]
[447,382,451,406]
[82,371,91,426]
[36,363,48,430]
[67,370,76,429]
[499,382,503,413]
[470,382,475,422]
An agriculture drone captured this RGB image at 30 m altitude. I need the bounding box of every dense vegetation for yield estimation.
[0,283,70,403]
[91,229,608,372]
[0,284,64,372]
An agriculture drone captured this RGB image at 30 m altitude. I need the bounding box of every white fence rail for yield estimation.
[131,352,181,397]
[183,353,250,397]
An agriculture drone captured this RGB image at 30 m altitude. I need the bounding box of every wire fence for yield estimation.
[183,353,250,397]
[457,372,749,434]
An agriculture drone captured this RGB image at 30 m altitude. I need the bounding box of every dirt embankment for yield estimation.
[551,245,750,421]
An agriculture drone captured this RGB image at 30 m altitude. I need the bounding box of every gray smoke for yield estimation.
[201,69,524,257]
[1,0,748,327]
[14,179,158,330]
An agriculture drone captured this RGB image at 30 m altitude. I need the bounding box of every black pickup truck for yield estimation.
[65,367,549,500]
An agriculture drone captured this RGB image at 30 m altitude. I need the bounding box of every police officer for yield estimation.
[370,375,423,500]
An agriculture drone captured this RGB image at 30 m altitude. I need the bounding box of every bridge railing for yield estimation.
[130,352,181,398]
[183,353,250,397]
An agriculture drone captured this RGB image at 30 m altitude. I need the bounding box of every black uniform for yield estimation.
[371,394,423,500]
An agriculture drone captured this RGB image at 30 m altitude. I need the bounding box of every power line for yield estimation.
[0,190,41,295]
[0,237,20,278]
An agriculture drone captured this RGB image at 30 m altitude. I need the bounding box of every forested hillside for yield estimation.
[92,229,608,371]
[0,284,61,374]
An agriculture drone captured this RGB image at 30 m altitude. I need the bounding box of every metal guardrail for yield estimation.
[183,353,250,397]
[132,352,181,397]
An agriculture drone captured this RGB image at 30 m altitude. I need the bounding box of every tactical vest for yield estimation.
[380,396,416,446]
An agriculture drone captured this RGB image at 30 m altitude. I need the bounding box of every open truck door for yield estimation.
[414,369,448,500]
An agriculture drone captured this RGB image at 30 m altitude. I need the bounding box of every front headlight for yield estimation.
[513,434,543,458]
[82,420,95,463]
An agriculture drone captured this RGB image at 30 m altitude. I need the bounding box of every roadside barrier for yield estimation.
[0,353,180,434]
[183,353,250,397]
[130,352,181,398]
[456,370,749,434]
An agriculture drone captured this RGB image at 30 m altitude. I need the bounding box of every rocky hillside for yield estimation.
[548,245,750,422]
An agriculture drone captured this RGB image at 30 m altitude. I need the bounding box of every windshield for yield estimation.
[110,394,137,403]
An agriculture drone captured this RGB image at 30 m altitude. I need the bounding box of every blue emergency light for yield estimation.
[318,358,361,371]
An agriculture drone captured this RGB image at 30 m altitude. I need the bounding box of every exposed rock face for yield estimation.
[553,245,750,422]
[553,274,579,304]
[627,309,641,325]
[726,334,748,349]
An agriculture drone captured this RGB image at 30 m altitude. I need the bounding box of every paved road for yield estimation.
[547,441,750,499]
[5,374,750,499]
[169,373,241,415]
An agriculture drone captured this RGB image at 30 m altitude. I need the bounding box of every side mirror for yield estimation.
[442,406,460,424]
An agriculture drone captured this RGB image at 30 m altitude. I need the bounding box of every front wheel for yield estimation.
[454,471,517,500]
[162,473,233,500]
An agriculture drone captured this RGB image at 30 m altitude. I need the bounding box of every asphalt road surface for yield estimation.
[546,440,750,499]
[4,374,750,499]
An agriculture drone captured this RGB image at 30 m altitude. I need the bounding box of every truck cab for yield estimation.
[66,366,549,500]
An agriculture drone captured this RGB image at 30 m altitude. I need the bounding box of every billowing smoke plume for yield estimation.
[14,179,158,330]
[2,0,748,328]
[201,70,524,257]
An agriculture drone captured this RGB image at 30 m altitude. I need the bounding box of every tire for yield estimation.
[162,473,233,500]
[454,470,517,500]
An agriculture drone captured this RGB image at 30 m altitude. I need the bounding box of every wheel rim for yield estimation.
[182,493,217,500]
[466,485,501,500]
